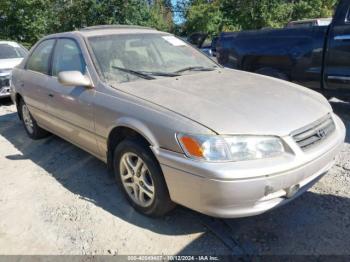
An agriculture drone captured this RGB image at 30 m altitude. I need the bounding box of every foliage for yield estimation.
[180,0,338,37]
[220,0,294,31]
[0,0,53,45]
[0,0,174,47]
[291,0,338,20]
[0,0,340,46]
[147,0,174,31]
[184,0,222,35]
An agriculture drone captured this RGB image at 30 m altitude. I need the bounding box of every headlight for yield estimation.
[0,69,12,76]
[177,133,285,162]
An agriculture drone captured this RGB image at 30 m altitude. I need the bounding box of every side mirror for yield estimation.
[58,71,92,87]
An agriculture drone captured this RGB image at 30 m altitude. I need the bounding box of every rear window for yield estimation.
[0,43,27,59]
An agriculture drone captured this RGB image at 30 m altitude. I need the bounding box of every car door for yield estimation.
[324,0,350,91]
[46,38,99,157]
[20,39,56,124]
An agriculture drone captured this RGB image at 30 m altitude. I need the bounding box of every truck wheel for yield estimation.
[255,67,289,81]
[19,99,49,139]
[113,138,176,217]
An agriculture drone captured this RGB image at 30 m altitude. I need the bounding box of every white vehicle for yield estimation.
[0,41,28,98]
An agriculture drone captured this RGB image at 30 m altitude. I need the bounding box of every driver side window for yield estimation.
[52,38,86,77]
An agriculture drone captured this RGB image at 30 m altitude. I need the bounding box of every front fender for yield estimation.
[111,116,160,148]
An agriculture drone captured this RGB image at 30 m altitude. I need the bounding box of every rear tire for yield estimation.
[19,99,49,139]
[113,138,175,217]
[255,67,289,81]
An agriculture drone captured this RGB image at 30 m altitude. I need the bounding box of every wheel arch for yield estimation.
[106,117,159,171]
[15,93,24,120]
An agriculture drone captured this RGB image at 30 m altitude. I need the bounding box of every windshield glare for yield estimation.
[88,33,217,84]
[0,43,27,59]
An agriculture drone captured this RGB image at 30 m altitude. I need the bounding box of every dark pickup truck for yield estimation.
[217,0,350,100]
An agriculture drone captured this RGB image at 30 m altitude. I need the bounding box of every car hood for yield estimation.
[0,58,23,70]
[116,69,332,136]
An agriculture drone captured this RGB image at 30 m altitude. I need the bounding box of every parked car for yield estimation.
[286,18,332,28]
[11,25,345,218]
[0,41,28,99]
[217,0,350,100]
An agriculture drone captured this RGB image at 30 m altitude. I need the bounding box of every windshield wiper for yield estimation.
[174,66,216,74]
[141,71,180,77]
[112,66,155,80]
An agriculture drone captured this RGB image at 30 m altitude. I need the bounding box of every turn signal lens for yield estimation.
[177,133,231,160]
[178,135,204,158]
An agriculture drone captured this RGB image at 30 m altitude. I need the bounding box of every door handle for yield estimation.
[48,93,54,98]
[334,35,350,41]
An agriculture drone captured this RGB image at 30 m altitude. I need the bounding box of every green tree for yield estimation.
[220,0,294,30]
[148,0,174,31]
[50,0,157,31]
[184,0,222,36]
[179,0,338,36]
[291,0,338,20]
[0,0,175,46]
[0,0,54,46]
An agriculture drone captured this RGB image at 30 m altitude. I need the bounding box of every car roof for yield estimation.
[43,25,164,40]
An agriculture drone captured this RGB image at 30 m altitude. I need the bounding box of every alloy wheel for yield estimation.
[119,152,155,207]
[22,104,34,134]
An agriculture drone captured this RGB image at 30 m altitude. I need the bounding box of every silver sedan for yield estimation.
[0,41,27,98]
[11,25,346,218]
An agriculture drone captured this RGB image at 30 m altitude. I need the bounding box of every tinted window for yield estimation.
[26,39,55,74]
[0,43,27,59]
[52,39,85,76]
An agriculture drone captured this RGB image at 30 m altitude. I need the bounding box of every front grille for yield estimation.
[0,78,10,88]
[291,114,335,151]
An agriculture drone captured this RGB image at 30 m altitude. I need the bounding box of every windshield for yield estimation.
[88,33,218,84]
[0,43,27,59]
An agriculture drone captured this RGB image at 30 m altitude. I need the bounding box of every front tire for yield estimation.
[113,139,175,217]
[19,99,49,139]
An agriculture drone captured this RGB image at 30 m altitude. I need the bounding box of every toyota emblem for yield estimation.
[317,129,327,139]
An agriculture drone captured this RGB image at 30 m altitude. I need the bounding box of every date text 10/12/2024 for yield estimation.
[127,256,220,261]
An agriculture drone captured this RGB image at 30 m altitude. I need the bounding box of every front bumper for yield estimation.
[0,86,11,98]
[0,74,11,98]
[154,114,346,218]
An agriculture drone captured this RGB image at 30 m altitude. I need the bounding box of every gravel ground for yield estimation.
[0,97,349,256]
